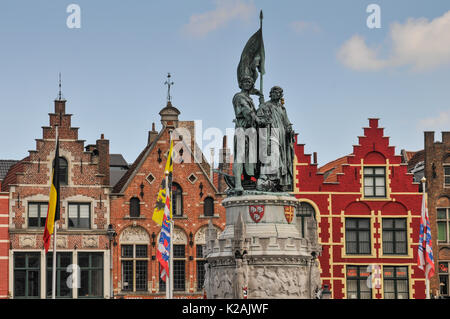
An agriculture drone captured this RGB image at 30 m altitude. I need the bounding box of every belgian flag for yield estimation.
[43,138,61,254]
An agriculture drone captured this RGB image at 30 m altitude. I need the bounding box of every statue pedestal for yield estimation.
[204,193,322,299]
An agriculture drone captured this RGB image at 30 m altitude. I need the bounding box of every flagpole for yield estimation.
[169,129,174,299]
[52,126,59,299]
[259,10,264,104]
[164,164,171,300]
[421,177,430,299]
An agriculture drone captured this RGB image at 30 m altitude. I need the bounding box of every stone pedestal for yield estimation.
[204,193,322,299]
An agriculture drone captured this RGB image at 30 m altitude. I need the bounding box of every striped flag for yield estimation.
[43,138,61,254]
[152,139,173,226]
[157,179,171,282]
[418,190,435,279]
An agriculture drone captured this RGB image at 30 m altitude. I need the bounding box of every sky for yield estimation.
[0,0,449,167]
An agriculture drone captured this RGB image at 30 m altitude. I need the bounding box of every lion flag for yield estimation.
[152,139,173,226]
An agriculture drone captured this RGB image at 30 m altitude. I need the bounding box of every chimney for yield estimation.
[96,134,110,186]
[218,136,231,192]
[148,122,158,145]
[442,132,450,146]
[424,131,435,149]
[313,152,317,165]
[210,148,215,182]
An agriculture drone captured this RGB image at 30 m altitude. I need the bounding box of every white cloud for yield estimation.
[338,11,450,71]
[418,110,450,131]
[183,0,256,37]
[290,21,320,34]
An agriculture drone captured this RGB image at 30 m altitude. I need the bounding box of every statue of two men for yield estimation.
[232,76,294,192]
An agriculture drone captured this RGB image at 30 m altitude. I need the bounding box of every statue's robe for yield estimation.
[232,91,258,178]
[256,101,294,189]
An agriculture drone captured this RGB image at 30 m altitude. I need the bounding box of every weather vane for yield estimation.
[164,73,174,102]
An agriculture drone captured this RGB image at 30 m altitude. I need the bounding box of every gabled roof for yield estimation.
[1,157,29,192]
[402,150,424,172]
[318,155,350,183]
[111,123,218,194]
[0,160,19,181]
[110,154,129,167]
[112,142,154,194]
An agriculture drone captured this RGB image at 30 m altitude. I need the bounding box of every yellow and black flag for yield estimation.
[152,138,173,226]
[43,138,61,254]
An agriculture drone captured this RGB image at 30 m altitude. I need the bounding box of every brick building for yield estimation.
[109,101,227,299]
[0,161,17,298]
[1,97,112,299]
[0,189,8,298]
[424,131,450,297]
[293,118,426,299]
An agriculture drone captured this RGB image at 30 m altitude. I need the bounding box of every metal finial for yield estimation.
[164,73,174,102]
[58,72,62,101]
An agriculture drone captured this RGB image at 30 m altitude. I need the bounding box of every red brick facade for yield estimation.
[294,118,426,299]
[0,192,8,298]
[2,99,112,298]
[424,131,450,297]
[109,102,227,299]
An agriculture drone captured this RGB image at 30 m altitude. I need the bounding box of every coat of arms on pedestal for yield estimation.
[284,206,294,224]
[249,205,264,223]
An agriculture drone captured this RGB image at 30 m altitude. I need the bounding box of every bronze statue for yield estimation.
[228,12,295,194]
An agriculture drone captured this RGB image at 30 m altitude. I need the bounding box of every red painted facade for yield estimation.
[294,118,426,299]
[0,192,8,298]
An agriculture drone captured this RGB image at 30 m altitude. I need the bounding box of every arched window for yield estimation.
[172,183,183,217]
[130,197,140,218]
[203,197,214,217]
[297,202,316,238]
[57,157,68,185]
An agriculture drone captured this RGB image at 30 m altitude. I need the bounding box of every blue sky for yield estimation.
[0,0,449,166]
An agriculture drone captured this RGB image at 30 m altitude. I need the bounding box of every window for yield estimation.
[196,245,206,291]
[129,197,140,218]
[173,244,186,291]
[346,218,371,255]
[383,266,409,299]
[203,197,214,217]
[346,266,371,299]
[158,245,185,292]
[55,157,68,186]
[172,183,183,217]
[382,218,407,255]
[297,202,315,237]
[363,167,386,198]
[121,244,148,292]
[28,202,48,228]
[437,208,450,243]
[439,262,449,297]
[445,166,450,187]
[14,253,40,299]
[78,253,103,298]
[46,252,72,298]
[68,203,90,229]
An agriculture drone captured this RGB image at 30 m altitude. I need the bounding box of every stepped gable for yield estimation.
[296,118,418,193]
